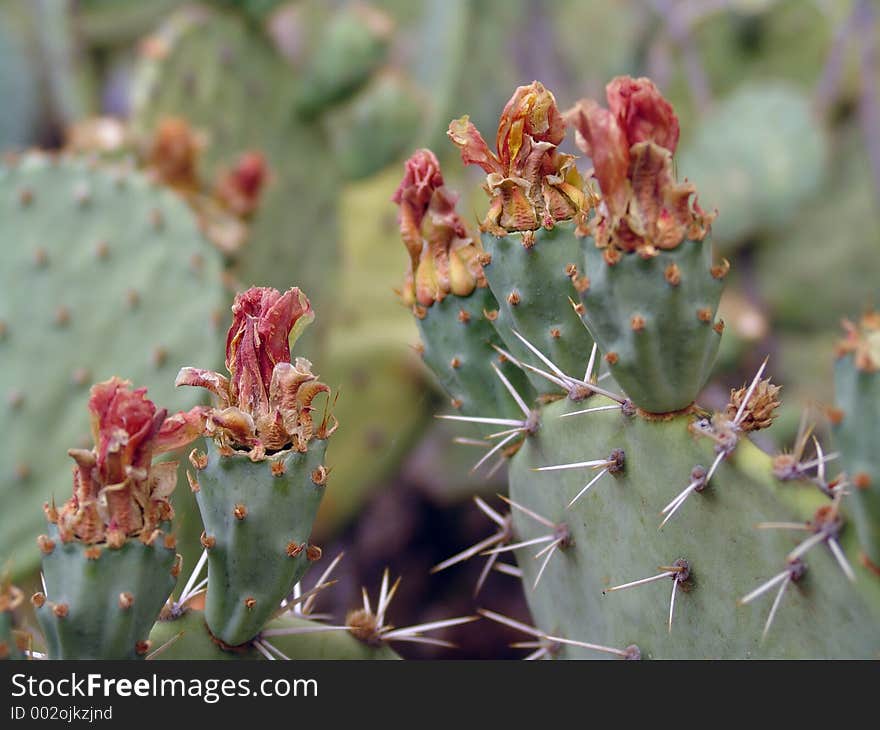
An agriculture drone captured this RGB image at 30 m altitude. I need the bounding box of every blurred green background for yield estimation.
[1,0,878,657]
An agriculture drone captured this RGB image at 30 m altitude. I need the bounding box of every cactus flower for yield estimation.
[837,312,880,372]
[568,76,713,259]
[146,117,204,192]
[392,149,486,308]
[176,287,335,459]
[215,151,270,218]
[447,81,587,234]
[54,378,207,546]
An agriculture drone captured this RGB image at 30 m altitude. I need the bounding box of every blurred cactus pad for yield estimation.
[0,153,226,573]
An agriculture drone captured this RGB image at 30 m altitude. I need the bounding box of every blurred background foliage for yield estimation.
[1,0,878,657]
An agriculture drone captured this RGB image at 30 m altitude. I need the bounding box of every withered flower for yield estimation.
[392,149,486,308]
[54,378,207,545]
[146,117,204,192]
[836,312,880,372]
[176,287,336,460]
[567,76,713,258]
[215,151,270,218]
[447,81,587,234]
[725,378,781,432]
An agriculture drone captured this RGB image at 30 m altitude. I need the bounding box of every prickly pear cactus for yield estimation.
[130,3,338,313]
[0,152,226,574]
[833,314,880,575]
[130,2,415,317]
[392,149,533,421]
[406,76,880,658]
[34,378,205,659]
[448,83,594,397]
[176,286,337,647]
[190,438,328,646]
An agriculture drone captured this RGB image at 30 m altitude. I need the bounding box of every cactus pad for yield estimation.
[480,223,596,397]
[509,398,880,658]
[0,153,225,573]
[579,239,724,413]
[194,439,329,646]
[36,528,178,659]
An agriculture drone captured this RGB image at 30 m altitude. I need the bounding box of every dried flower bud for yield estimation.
[176,287,335,459]
[567,76,713,257]
[448,81,587,234]
[725,378,781,432]
[836,312,880,371]
[146,117,203,191]
[55,378,203,546]
[393,150,485,307]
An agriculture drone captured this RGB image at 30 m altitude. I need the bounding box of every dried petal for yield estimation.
[447,117,502,175]
[567,100,631,219]
[175,367,231,405]
[154,406,210,454]
[606,76,679,153]
[226,287,314,417]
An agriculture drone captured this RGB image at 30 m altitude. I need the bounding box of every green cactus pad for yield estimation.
[579,240,724,414]
[834,356,880,568]
[480,222,595,396]
[326,72,424,181]
[0,153,226,575]
[130,4,339,322]
[508,398,880,658]
[677,83,826,249]
[150,608,399,659]
[36,530,178,659]
[292,2,391,118]
[195,438,329,647]
[418,288,533,419]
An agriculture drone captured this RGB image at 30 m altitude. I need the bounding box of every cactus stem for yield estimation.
[604,559,691,632]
